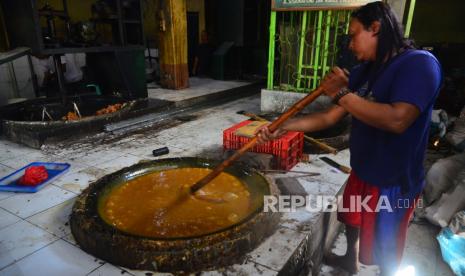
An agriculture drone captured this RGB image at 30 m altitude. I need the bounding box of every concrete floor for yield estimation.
[319,221,455,276]
[147,77,253,102]
[0,89,457,276]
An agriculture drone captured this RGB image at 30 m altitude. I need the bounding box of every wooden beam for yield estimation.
[158,0,189,89]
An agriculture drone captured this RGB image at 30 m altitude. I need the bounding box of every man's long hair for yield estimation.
[351,1,415,72]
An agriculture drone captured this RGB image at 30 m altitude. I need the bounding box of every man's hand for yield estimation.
[321,66,349,99]
[255,124,287,144]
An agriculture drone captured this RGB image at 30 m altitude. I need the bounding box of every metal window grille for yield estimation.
[267,9,353,93]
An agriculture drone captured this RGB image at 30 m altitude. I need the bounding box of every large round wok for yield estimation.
[70,157,280,273]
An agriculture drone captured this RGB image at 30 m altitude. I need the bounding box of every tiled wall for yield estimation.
[0,56,35,106]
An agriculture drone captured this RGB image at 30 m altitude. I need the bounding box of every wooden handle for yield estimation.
[304,135,338,154]
[338,165,352,174]
[190,87,326,193]
[241,112,268,122]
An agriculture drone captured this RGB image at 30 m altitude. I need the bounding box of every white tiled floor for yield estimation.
[1,239,102,276]
[0,164,13,175]
[67,148,126,167]
[0,220,58,269]
[0,184,75,218]
[27,198,76,238]
[0,94,458,275]
[0,141,42,163]
[93,153,143,172]
[0,208,21,230]
[0,150,54,170]
[52,167,108,194]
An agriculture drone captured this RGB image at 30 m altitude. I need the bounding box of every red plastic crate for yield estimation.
[223,120,304,170]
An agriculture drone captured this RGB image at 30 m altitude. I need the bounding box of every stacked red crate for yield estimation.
[223,120,304,170]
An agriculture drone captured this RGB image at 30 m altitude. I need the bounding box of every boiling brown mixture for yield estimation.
[99,168,252,238]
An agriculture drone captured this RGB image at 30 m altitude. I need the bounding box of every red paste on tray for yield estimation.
[19,166,48,186]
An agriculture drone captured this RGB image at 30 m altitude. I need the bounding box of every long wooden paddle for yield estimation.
[153,86,327,220]
[189,86,326,194]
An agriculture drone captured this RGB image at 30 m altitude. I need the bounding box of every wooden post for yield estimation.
[158,0,189,89]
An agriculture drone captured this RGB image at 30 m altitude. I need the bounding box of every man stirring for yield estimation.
[257,2,442,275]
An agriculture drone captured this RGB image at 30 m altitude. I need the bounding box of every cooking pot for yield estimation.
[70,157,280,273]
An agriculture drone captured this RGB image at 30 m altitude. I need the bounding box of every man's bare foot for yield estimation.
[324,253,360,275]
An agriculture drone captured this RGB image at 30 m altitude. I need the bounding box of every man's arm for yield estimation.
[322,66,421,134]
[283,105,347,132]
[338,93,420,134]
[256,105,347,143]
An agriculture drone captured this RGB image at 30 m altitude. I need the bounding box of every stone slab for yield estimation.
[261,89,333,114]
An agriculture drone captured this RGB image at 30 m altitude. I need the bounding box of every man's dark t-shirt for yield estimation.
[348,50,442,195]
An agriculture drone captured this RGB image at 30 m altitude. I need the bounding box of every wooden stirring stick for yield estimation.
[189,86,327,194]
[155,86,328,216]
